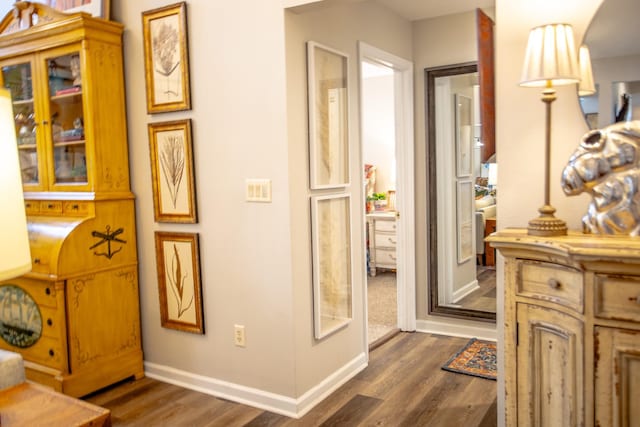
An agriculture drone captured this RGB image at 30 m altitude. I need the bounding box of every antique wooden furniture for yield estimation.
[366,211,397,276]
[488,229,640,426]
[0,3,142,397]
[483,217,496,266]
[0,382,111,426]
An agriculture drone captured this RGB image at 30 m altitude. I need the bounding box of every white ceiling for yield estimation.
[373,0,495,21]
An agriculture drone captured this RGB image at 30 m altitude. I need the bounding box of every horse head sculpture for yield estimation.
[561,120,640,235]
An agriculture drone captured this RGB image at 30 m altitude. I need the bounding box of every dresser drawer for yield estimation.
[375,233,397,248]
[63,201,92,216]
[13,279,61,309]
[24,200,40,215]
[518,261,583,312]
[595,275,640,322]
[40,201,63,215]
[375,219,396,232]
[375,248,397,267]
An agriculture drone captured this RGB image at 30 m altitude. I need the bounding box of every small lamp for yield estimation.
[0,87,31,281]
[520,23,580,236]
[578,45,596,97]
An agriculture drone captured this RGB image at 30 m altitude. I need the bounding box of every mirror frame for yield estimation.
[425,62,496,322]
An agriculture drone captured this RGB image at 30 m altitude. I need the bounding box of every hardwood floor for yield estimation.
[85,332,497,426]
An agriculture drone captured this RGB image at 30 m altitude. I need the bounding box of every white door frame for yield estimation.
[358,41,416,341]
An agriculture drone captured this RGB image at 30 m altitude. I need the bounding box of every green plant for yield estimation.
[371,192,386,201]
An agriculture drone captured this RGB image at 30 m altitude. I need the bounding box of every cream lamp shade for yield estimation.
[0,87,31,281]
[520,23,580,87]
[578,45,596,96]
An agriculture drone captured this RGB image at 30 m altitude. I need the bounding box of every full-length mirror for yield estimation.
[426,62,496,321]
[579,0,640,129]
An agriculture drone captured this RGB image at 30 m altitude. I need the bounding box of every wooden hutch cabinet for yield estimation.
[0,3,143,397]
[489,229,640,427]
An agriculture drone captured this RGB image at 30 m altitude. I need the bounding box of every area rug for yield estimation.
[441,338,497,380]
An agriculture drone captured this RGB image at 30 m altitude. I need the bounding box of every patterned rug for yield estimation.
[441,338,497,380]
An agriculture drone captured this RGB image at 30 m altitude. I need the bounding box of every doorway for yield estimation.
[358,42,415,348]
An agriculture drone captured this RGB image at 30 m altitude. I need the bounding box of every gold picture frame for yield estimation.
[148,119,197,223]
[154,232,204,334]
[142,2,191,113]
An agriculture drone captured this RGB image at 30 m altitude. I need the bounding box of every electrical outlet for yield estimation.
[234,324,246,347]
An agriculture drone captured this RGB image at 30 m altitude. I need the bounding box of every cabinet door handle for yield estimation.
[388,238,397,244]
[548,278,561,290]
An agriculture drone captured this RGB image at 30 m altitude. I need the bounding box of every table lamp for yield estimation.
[0,87,31,281]
[578,45,596,97]
[520,23,580,236]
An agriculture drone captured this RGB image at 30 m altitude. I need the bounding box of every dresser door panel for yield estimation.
[595,327,640,427]
[517,303,584,427]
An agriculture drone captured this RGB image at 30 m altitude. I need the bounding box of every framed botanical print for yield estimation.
[455,93,473,178]
[148,119,197,223]
[154,232,204,334]
[307,41,350,189]
[142,2,191,113]
[456,179,474,264]
[311,194,353,339]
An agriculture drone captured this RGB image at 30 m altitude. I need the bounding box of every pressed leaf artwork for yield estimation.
[148,120,196,223]
[152,19,180,100]
[155,232,203,333]
[166,243,193,318]
[162,239,196,324]
[142,2,191,113]
[160,134,185,208]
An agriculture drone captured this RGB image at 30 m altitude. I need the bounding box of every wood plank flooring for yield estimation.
[85,332,497,426]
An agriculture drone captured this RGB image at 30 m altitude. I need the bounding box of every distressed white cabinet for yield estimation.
[366,212,397,276]
[488,229,640,427]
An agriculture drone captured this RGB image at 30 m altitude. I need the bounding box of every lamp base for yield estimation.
[527,204,568,236]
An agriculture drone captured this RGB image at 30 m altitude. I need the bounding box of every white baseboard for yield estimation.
[416,318,496,341]
[452,279,479,304]
[144,351,367,419]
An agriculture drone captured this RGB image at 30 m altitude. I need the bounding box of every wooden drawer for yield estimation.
[40,201,63,215]
[4,279,60,309]
[62,201,91,216]
[375,232,397,248]
[24,200,40,215]
[595,275,640,322]
[375,248,396,267]
[18,335,66,371]
[518,260,583,312]
[375,219,396,232]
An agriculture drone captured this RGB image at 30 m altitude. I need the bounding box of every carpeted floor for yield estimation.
[367,270,397,343]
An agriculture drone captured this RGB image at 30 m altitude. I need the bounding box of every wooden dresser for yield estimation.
[488,229,640,427]
[367,211,397,276]
[0,4,142,397]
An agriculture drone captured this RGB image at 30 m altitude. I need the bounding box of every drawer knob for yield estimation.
[47,204,54,209]
[71,204,79,210]
[48,349,54,357]
[45,287,51,295]
[388,238,397,244]
[47,318,53,326]
[33,258,40,264]
[548,278,561,290]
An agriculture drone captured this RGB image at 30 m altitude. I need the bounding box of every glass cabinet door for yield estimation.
[2,62,39,186]
[47,52,86,185]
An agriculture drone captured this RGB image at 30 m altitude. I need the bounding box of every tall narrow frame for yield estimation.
[154,231,204,334]
[311,194,353,339]
[307,41,350,190]
[142,2,191,113]
[148,119,197,223]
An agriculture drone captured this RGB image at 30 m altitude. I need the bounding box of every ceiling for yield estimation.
[372,0,495,21]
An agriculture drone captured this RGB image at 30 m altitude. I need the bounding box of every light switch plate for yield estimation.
[246,179,272,202]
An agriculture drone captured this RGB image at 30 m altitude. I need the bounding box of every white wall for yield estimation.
[285,1,413,394]
[113,0,297,399]
[494,0,603,424]
[413,10,480,318]
[362,73,396,195]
